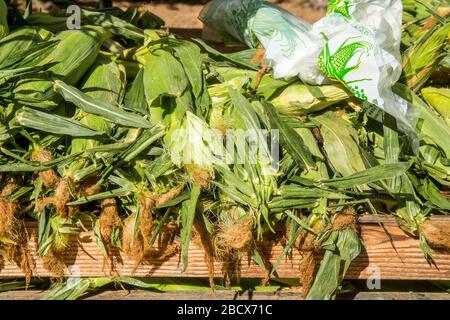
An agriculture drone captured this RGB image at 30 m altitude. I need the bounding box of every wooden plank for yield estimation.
[0,289,449,300]
[0,289,304,300]
[339,292,450,300]
[0,216,449,280]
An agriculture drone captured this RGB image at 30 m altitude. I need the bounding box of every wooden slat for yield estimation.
[0,289,304,300]
[339,292,450,300]
[1,216,450,280]
[0,289,449,300]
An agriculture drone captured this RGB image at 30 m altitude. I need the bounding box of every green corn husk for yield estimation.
[402,0,448,45]
[81,8,144,43]
[307,227,361,300]
[15,106,103,137]
[0,27,52,67]
[26,12,72,33]
[138,11,165,29]
[71,55,126,150]
[121,7,165,29]
[143,47,189,107]
[269,83,350,116]
[402,22,450,92]
[141,40,203,146]
[65,54,127,177]
[12,26,110,108]
[313,111,367,178]
[422,87,450,125]
[394,83,450,159]
[402,0,440,25]
[211,66,292,98]
[0,0,8,39]
[124,67,146,113]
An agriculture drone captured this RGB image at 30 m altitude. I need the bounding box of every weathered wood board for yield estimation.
[1,216,450,280]
[0,289,449,300]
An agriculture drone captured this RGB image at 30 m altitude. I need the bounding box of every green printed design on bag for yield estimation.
[319,35,373,101]
[230,1,261,47]
[352,24,375,36]
[327,0,352,19]
[251,10,299,58]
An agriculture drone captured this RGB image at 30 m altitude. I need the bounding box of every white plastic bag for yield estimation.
[200,0,417,139]
[199,0,326,84]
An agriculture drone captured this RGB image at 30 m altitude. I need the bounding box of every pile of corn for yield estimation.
[0,0,449,300]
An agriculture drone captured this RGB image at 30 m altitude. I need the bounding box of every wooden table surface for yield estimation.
[1,215,449,280]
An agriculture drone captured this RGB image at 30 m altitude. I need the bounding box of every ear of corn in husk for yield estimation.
[11,26,111,108]
[269,83,350,116]
[422,87,450,125]
[394,83,450,159]
[402,22,450,92]
[80,8,144,43]
[0,27,52,67]
[67,54,127,177]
